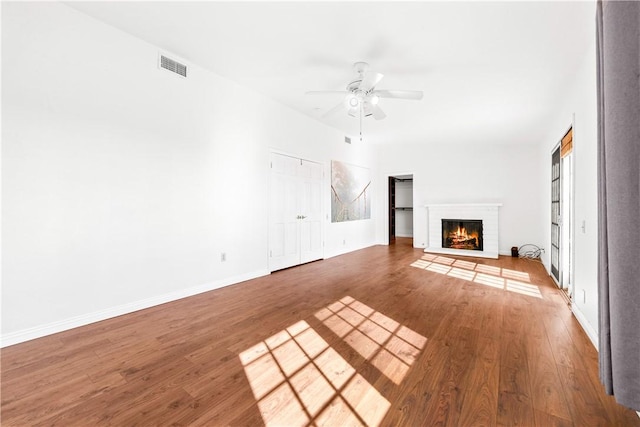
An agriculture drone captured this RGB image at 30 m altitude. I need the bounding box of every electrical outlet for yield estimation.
[343,239,346,245]
[221,252,226,262]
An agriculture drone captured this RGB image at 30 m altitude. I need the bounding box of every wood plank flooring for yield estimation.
[2,238,639,426]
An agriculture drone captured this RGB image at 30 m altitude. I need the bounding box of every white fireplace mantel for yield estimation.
[423,203,502,259]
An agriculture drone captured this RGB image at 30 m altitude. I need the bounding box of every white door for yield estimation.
[299,159,323,264]
[269,153,323,271]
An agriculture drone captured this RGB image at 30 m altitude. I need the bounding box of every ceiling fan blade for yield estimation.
[362,102,373,117]
[306,90,349,96]
[358,71,384,92]
[374,90,423,100]
[322,100,346,118]
[371,104,386,120]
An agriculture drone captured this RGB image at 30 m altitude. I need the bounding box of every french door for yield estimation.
[551,146,561,282]
[551,126,574,292]
[269,152,323,272]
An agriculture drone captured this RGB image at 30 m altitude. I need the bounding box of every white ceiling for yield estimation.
[66,1,596,146]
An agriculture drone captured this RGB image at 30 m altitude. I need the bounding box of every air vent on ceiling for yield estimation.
[159,54,187,78]
[345,136,352,144]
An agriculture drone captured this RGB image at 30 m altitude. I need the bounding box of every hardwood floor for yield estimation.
[2,238,639,426]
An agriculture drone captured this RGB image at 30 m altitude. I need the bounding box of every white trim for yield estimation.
[572,303,599,351]
[325,242,376,259]
[386,172,415,245]
[423,203,503,208]
[268,147,309,162]
[424,247,499,259]
[395,233,413,238]
[0,269,269,348]
[569,115,577,318]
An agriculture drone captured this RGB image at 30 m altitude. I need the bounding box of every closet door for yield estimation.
[299,159,323,264]
[269,153,323,271]
[269,153,301,271]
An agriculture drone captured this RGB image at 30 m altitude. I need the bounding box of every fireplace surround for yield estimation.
[424,204,501,259]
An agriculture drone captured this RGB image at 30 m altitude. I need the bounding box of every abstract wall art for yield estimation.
[331,160,371,222]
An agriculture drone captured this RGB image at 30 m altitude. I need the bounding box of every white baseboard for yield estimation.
[0,269,269,348]
[325,242,377,259]
[395,233,413,238]
[572,303,599,351]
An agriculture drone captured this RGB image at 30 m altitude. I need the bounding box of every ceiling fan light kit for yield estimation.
[346,94,360,109]
[306,61,424,122]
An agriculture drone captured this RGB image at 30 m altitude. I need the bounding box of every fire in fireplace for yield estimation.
[442,219,483,251]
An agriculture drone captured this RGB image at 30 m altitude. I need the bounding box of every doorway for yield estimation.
[551,146,560,281]
[388,174,413,244]
[551,127,574,301]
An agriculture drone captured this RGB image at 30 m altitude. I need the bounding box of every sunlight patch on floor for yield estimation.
[506,279,543,298]
[410,259,431,269]
[502,268,531,281]
[447,267,476,281]
[240,320,390,426]
[411,255,542,299]
[434,256,455,265]
[453,259,477,270]
[241,297,428,426]
[426,263,451,275]
[475,263,501,276]
[315,296,427,385]
[474,273,505,289]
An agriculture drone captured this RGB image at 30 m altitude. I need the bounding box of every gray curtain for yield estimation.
[597,0,640,411]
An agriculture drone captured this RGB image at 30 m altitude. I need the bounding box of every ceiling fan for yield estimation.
[306,61,424,120]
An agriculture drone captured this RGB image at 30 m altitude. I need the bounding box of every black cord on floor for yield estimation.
[518,244,543,260]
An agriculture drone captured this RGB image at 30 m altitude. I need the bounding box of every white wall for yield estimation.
[1,2,375,345]
[540,30,599,344]
[375,143,545,255]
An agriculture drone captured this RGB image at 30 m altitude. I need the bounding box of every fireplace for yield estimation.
[442,219,483,251]
[425,204,500,259]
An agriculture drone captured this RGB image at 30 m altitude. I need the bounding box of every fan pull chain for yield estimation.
[360,104,363,142]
